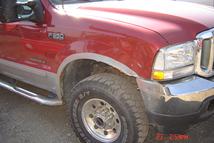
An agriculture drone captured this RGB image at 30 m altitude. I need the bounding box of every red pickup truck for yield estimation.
[0,0,214,143]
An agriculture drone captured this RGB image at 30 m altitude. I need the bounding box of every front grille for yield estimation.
[195,28,214,77]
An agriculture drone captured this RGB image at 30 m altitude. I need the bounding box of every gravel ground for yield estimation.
[0,88,214,143]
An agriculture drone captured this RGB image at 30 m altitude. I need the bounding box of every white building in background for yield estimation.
[175,0,214,6]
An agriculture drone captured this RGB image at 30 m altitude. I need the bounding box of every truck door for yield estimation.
[0,0,58,92]
[17,0,62,72]
[0,22,22,61]
[18,21,51,71]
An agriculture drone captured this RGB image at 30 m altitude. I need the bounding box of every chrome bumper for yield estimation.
[136,76,214,115]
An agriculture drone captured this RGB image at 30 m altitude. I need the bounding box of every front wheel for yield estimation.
[68,73,149,143]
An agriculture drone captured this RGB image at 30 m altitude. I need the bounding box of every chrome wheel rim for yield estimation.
[81,98,122,142]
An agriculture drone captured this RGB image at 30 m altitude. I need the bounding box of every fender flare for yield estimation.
[56,53,139,98]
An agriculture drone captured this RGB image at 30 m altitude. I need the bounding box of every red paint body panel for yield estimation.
[1,0,214,79]
[76,0,214,44]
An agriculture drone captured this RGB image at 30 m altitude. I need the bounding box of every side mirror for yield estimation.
[16,0,44,23]
[16,4,34,20]
[0,0,44,23]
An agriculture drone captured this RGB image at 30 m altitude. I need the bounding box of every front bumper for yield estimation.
[137,76,214,133]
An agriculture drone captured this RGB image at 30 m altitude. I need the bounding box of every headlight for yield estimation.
[152,41,196,80]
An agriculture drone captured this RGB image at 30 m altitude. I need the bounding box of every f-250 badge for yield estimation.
[48,32,65,41]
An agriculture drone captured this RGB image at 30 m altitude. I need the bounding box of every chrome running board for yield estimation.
[0,79,63,106]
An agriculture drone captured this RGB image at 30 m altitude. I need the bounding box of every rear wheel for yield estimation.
[68,73,149,143]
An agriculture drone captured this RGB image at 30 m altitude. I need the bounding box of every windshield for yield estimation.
[50,0,123,5]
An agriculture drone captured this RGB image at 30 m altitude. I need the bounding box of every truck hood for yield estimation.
[63,0,214,44]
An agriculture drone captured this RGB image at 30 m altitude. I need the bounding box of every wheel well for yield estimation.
[61,60,137,96]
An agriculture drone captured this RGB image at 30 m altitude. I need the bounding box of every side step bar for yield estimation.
[0,79,63,106]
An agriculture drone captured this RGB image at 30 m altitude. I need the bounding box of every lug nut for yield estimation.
[94,125,98,129]
[104,131,108,135]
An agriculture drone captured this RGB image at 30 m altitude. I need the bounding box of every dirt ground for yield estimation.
[0,88,214,143]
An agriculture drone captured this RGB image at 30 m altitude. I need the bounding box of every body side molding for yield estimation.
[0,59,57,94]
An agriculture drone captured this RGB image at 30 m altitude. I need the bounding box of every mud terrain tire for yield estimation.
[68,73,149,143]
